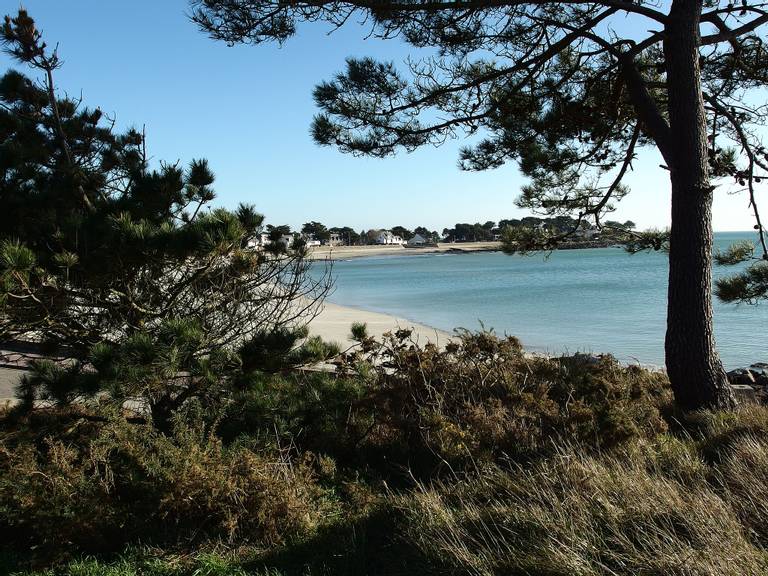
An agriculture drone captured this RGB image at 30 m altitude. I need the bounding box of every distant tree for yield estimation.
[266,224,292,239]
[498,219,522,230]
[604,220,637,231]
[188,0,768,409]
[520,217,544,228]
[0,11,333,427]
[330,226,360,245]
[390,226,413,240]
[364,229,380,244]
[414,226,439,243]
[302,221,331,242]
[453,223,472,242]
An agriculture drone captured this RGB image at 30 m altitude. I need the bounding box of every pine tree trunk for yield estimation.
[663,0,736,410]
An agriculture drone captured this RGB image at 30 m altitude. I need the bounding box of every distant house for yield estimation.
[302,234,321,247]
[406,233,429,246]
[246,233,270,250]
[376,230,404,245]
[325,232,343,246]
[246,233,298,250]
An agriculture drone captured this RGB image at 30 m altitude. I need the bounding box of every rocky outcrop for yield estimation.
[748,363,768,387]
[727,363,768,403]
[728,368,756,386]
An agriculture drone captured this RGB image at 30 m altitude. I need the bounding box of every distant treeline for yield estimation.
[280,218,637,245]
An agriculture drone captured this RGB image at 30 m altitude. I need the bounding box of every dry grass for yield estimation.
[4,335,768,575]
[397,421,768,576]
[0,412,330,562]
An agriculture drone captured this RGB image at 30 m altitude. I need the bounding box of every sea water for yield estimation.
[324,232,767,369]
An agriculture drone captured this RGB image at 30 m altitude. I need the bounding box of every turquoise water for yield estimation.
[324,232,767,369]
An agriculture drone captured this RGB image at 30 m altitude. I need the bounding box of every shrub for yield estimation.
[0,412,330,563]
[218,370,372,462]
[335,329,671,472]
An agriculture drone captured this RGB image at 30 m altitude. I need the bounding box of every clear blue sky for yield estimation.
[0,1,757,231]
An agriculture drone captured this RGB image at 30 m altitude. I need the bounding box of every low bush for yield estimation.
[0,410,330,564]
[214,330,672,480]
[9,329,763,575]
[336,329,672,473]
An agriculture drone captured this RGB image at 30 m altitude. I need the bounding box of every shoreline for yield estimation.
[308,241,502,261]
[307,239,628,261]
[309,301,452,347]
[0,302,452,402]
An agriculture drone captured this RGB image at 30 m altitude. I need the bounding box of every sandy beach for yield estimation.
[0,302,449,403]
[308,241,501,260]
[309,301,451,347]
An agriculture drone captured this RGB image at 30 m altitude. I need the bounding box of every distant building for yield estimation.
[246,233,270,250]
[325,232,343,246]
[376,230,404,245]
[407,233,429,246]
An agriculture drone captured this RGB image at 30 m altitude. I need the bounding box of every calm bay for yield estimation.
[325,232,767,369]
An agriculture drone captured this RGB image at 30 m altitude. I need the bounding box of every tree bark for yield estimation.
[663,0,736,410]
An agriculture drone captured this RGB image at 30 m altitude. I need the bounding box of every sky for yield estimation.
[0,0,759,232]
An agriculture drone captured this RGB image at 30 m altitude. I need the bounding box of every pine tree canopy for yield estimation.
[191,0,768,409]
[1,11,334,425]
[191,0,768,245]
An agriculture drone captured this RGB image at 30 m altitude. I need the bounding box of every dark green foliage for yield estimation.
[716,262,768,303]
[335,329,671,470]
[389,226,412,241]
[328,226,359,245]
[217,370,371,460]
[714,239,768,303]
[349,321,368,341]
[192,0,768,250]
[0,11,332,424]
[239,326,340,373]
[442,221,498,242]
[301,221,330,242]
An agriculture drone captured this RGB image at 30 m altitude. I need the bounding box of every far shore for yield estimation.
[308,241,501,260]
[307,238,626,261]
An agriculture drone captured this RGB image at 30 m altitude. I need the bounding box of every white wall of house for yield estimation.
[376,231,404,245]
